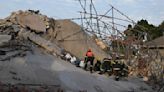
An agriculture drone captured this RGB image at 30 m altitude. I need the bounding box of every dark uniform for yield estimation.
[99,58,112,75]
[113,59,128,81]
[94,59,101,71]
[113,59,122,81]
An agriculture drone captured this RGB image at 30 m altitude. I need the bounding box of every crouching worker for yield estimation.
[120,60,129,77]
[113,58,122,81]
[113,57,129,81]
[84,49,95,73]
[99,58,112,76]
[94,58,101,71]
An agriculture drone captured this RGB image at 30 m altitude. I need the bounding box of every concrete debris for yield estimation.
[16,13,46,33]
[0,35,11,45]
[6,10,49,33]
[18,29,61,56]
[0,10,108,59]
[0,42,31,61]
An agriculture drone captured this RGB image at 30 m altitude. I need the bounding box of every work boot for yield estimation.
[115,76,119,81]
[98,71,104,75]
[84,64,87,71]
[90,67,93,73]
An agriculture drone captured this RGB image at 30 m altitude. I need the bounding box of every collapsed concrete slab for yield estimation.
[18,29,62,56]
[52,19,109,59]
[16,14,47,33]
[1,10,109,60]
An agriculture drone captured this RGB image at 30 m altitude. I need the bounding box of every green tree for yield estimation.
[158,21,164,34]
[125,19,163,41]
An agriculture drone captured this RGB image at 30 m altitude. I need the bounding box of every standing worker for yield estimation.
[84,49,95,73]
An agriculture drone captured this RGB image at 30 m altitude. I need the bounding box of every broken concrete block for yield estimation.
[0,35,11,45]
[16,13,47,33]
[19,30,62,56]
[18,28,30,39]
[12,25,20,32]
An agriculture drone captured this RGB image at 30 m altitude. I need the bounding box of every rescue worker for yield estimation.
[94,58,101,71]
[120,60,129,77]
[112,56,122,81]
[112,56,129,81]
[99,58,112,75]
[84,49,95,73]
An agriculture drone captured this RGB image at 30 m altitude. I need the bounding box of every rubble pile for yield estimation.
[0,10,160,92]
[0,39,32,61]
[0,10,108,59]
[0,10,66,58]
[127,48,164,91]
[0,10,110,91]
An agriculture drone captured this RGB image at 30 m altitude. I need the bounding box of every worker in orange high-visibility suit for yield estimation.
[84,49,95,73]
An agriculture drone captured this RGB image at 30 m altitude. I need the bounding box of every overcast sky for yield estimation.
[0,0,163,26]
